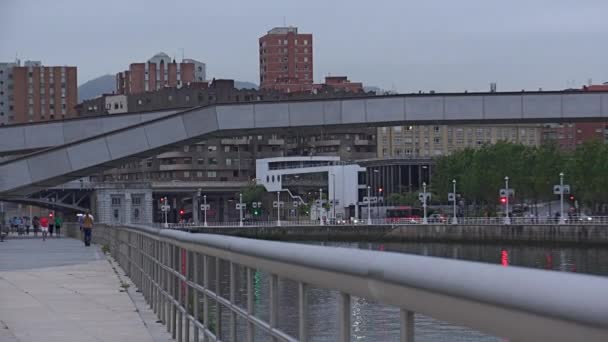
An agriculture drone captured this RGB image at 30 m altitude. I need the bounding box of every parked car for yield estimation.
[428,213,447,223]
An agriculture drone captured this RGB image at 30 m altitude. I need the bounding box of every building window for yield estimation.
[184,171,190,178]
[208,158,218,165]
[208,145,217,152]
[197,171,203,177]
[207,171,217,178]
[197,158,204,165]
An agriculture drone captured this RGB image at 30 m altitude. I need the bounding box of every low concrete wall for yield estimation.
[191,224,608,245]
[386,224,608,245]
[190,225,395,241]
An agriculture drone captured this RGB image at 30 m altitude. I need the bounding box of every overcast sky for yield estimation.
[1,0,606,92]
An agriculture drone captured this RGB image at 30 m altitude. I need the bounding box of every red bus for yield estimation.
[385,206,423,223]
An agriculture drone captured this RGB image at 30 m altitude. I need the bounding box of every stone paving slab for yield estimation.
[0,238,172,342]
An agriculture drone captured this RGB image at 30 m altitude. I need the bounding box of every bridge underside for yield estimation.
[1,92,607,198]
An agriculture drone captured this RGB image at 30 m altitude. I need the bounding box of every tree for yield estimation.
[241,184,266,213]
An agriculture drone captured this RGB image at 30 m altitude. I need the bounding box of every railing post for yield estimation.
[203,255,209,340]
[247,268,255,342]
[339,293,351,342]
[215,257,222,340]
[269,274,279,342]
[184,250,190,342]
[299,282,308,342]
[230,262,237,341]
[171,245,177,340]
[177,247,184,342]
[193,252,200,342]
[400,309,415,342]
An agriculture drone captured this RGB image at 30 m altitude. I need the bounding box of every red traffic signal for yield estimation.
[500,197,507,204]
[179,209,185,216]
[378,187,383,193]
[49,212,54,218]
[569,195,575,201]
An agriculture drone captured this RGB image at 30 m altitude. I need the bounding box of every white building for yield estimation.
[104,94,128,114]
[256,156,365,220]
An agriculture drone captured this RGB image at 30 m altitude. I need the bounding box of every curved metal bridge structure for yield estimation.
[1,91,607,198]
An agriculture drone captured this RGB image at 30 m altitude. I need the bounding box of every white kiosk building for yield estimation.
[256,156,365,221]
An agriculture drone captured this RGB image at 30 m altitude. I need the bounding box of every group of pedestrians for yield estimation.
[8,214,62,240]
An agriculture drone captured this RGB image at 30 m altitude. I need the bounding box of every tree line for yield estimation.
[430,140,608,215]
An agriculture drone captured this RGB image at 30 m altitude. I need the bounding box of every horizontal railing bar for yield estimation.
[115,224,608,342]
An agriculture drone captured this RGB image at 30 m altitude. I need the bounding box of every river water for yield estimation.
[208,242,608,341]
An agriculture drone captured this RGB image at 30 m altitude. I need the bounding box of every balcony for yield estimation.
[354,139,373,146]
[159,164,196,171]
[221,137,249,145]
[267,138,285,145]
[311,139,341,147]
[157,151,191,159]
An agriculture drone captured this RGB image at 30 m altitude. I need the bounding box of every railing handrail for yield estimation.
[120,223,608,341]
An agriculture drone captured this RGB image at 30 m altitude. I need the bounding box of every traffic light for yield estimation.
[253,209,260,216]
[500,197,507,204]
[179,209,185,216]
[378,187,383,194]
[569,195,575,202]
[49,212,54,218]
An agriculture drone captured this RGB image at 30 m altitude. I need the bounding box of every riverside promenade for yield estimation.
[0,236,171,342]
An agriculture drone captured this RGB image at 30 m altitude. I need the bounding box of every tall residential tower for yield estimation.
[259,27,313,93]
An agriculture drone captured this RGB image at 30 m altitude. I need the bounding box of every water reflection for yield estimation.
[210,242,608,341]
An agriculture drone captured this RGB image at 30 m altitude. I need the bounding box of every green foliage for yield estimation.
[241,184,266,214]
[433,140,608,214]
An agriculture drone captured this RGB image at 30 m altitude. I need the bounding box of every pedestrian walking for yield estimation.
[82,210,94,246]
[48,214,54,237]
[54,215,62,238]
[33,216,40,237]
[40,216,49,241]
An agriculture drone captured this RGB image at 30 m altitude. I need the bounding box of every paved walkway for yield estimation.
[0,237,172,342]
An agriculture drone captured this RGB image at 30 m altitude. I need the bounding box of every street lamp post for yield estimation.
[239,193,244,227]
[452,179,458,225]
[277,191,281,227]
[367,185,371,225]
[163,196,168,228]
[422,182,428,224]
[203,195,208,227]
[319,188,324,226]
[559,172,565,225]
[331,173,336,222]
[504,176,511,225]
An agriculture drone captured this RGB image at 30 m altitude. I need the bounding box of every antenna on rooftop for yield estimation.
[283,16,286,26]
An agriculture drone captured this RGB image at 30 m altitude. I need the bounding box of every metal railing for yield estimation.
[154,216,608,229]
[96,224,608,342]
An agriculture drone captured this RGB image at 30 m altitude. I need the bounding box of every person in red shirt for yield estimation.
[39,216,49,241]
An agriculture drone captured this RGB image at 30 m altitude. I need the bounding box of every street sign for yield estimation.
[499,188,515,197]
[448,193,455,202]
[273,201,284,208]
[252,202,262,208]
[236,203,247,209]
[292,201,300,207]
[200,204,210,210]
[418,193,431,202]
[161,205,170,212]
[329,199,340,205]
[553,184,570,195]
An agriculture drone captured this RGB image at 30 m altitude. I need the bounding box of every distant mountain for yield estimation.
[234,81,258,90]
[78,75,116,102]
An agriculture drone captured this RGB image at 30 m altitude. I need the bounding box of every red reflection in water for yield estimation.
[501,250,509,267]
[545,254,553,269]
